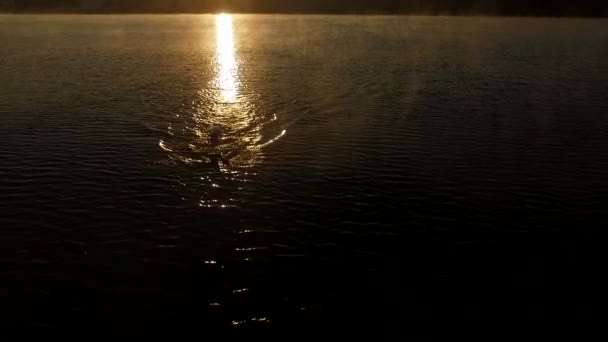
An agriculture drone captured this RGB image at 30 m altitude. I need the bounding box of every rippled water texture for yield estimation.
[1,15,607,330]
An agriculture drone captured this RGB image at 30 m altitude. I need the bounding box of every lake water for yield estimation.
[1,14,607,330]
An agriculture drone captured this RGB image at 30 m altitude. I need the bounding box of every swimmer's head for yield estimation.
[209,129,222,145]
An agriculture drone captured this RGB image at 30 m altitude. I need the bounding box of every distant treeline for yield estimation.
[7,0,608,16]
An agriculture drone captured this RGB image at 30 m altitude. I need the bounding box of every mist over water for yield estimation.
[1,14,607,330]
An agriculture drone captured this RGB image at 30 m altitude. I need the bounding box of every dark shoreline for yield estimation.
[3,0,607,18]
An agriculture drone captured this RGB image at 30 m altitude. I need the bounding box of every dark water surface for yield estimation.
[1,15,607,330]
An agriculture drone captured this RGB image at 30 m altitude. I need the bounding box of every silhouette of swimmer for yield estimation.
[209,129,222,147]
[208,129,230,167]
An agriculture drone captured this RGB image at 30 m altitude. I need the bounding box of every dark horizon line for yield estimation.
[3,11,608,18]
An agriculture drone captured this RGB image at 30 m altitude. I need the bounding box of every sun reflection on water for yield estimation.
[216,14,238,103]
